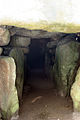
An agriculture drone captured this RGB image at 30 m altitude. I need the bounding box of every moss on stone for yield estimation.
[53,35,80,96]
[1,87,19,120]
[0,57,19,120]
[9,48,24,101]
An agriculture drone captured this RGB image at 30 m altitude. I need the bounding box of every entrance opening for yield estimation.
[20,37,73,120]
[26,38,54,89]
[28,38,45,69]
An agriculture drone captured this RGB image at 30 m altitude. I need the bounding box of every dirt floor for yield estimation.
[17,69,80,120]
[19,87,74,120]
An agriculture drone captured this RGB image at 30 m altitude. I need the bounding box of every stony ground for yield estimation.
[18,69,78,120]
[19,88,75,120]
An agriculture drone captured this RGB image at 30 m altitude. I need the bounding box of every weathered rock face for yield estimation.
[71,67,80,112]
[53,34,80,96]
[9,27,52,38]
[9,26,67,39]
[9,48,24,100]
[10,36,31,47]
[0,57,19,120]
[0,48,3,55]
[0,27,10,46]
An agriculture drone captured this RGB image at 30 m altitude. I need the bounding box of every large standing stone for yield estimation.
[53,34,80,96]
[0,27,10,46]
[0,57,19,120]
[9,48,24,100]
[10,36,31,47]
[71,67,80,112]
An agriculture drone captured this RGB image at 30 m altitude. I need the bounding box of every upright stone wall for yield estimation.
[9,48,24,101]
[53,34,80,96]
[0,57,19,120]
[0,27,20,119]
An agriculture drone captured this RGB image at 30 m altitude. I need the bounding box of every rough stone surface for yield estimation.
[0,56,19,120]
[0,27,10,46]
[10,36,31,47]
[53,34,80,96]
[31,30,52,38]
[9,26,67,39]
[9,27,52,38]
[71,67,80,112]
[9,48,24,100]
[9,27,31,37]
[0,48,3,55]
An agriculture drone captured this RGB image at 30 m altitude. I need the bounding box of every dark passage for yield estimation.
[20,33,74,120]
[24,38,54,89]
[27,39,45,69]
[21,37,73,119]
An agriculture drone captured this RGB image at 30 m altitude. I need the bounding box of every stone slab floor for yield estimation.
[19,70,80,120]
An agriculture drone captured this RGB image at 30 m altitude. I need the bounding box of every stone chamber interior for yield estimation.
[0,26,80,120]
[24,38,55,89]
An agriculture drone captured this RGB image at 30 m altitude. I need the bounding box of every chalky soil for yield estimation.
[18,70,78,120]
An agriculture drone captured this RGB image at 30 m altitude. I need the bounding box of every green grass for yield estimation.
[0,20,80,33]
